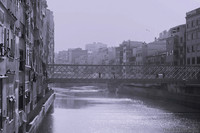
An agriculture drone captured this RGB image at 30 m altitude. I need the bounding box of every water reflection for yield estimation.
[38,86,200,133]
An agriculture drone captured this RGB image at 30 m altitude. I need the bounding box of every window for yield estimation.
[19,50,24,71]
[7,96,15,121]
[26,49,30,66]
[4,28,6,49]
[197,44,200,51]
[192,57,196,64]
[198,18,200,25]
[192,33,194,40]
[187,33,191,41]
[0,10,4,24]
[187,58,190,65]
[0,26,3,44]
[198,32,200,39]
[177,27,180,32]
[187,46,191,53]
[192,20,194,27]
[0,27,3,56]
[187,23,190,29]
[19,85,24,110]
[192,45,195,52]
[25,91,30,105]
[10,39,15,57]
[6,29,9,48]
[180,59,184,65]
[197,57,200,64]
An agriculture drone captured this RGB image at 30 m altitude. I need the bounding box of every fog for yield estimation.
[47,0,200,52]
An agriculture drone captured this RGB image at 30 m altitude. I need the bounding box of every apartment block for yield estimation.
[186,8,200,65]
[166,24,186,65]
[0,0,55,133]
[116,40,143,65]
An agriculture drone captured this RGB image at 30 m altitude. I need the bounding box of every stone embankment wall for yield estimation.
[108,83,200,109]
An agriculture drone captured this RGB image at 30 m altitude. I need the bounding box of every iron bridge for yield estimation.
[47,64,200,84]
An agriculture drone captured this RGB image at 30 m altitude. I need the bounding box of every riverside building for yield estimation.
[0,0,55,133]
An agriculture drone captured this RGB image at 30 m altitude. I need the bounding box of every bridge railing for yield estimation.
[47,64,200,83]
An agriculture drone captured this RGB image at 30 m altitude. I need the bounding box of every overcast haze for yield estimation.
[47,0,200,52]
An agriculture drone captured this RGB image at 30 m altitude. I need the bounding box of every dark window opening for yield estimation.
[192,33,194,40]
[6,29,9,48]
[187,46,191,53]
[25,91,30,105]
[4,28,6,48]
[19,50,24,71]
[187,58,190,65]
[177,27,180,32]
[192,21,194,27]
[7,96,14,121]
[19,85,24,110]
[192,57,196,64]
[197,57,200,64]
[0,43,3,56]
[192,45,195,52]
[10,39,15,58]
[180,59,184,65]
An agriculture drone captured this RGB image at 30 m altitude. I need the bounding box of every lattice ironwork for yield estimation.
[47,64,200,83]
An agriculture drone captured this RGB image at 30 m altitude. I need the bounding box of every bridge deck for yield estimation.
[47,64,200,84]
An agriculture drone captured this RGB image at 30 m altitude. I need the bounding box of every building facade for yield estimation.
[166,24,186,65]
[186,8,200,65]
[116,40,143,65]
[55,50,69,64]
[68,48,87,64]
[0,0,54,133]
[144,40,167,65]
[85,42,107,53]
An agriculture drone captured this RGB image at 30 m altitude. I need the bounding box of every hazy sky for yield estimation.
[46,0,200,52]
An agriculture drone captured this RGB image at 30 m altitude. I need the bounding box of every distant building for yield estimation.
[55,50,69,64]
[116,40,143,65]
[115,47,122,65]
[74,54,88,64]
[166,24,186,65]
[146,51,166,65]
[85,42,107,53]
[108,47,116,65]
[68,48,88,64]
[135,40,166,65]
[89,47,109,65]
[158,30,169,41]
[186,8,200,65]
[136,46,143,65]
[85,42,110,65]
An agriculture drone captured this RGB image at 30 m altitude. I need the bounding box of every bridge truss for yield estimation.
[47,64,200,84]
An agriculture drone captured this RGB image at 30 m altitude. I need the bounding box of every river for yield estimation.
[38,86,200,133]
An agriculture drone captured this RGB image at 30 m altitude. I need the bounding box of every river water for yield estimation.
[38,86,200,133]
